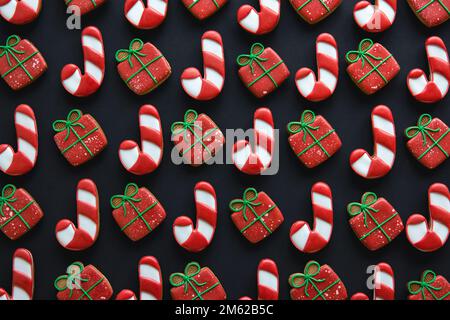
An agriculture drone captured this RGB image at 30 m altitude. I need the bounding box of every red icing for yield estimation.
[181,0,228,20]
[407,0,450,27]
[65,0,107,16]
[290,0,342,24]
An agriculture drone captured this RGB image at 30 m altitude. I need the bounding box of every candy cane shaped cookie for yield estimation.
[116,256,163,300]
[240,259,279,300]
[353,0,397,33]
[295,33,339,102]
[124,0,168,29]
[351,262,395,300]
[0,104,38,176]
[232,108,274,175]
[350,105,396,179]
[119,105,163,175]
[406,183,450,252]
[290,182,333,253]
[55,179,100,251]
[237,0,280,35]
[61,26,105,97]
[0,0,41,24]
[181,31,225,101]
[0,249,34,300]
[173,182,217,253]
[407,36,450,104]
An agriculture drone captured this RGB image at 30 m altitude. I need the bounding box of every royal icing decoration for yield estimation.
[407,36,450,103]
[124,0,168,29]
[406,183,450,252]
[181,0,227,20]
[351,262,395,300]
[237,0,281,35]
[237,43,290,98]
[408,270,449,300]
[407,0,450,28]
[61,26,105,98]
[119,105,163,175]
[65,0,106,16]
[295,33,339,102]
[0,104,38,176]
[240,259,279,300]
[353,0,397,33]
[170,262,226,300]
[289,0,342,24]
[290,182,333,253]
[229,188,284,244]
[350,105,396,179]
[0,249,34,300]
[55,179,100,251]
[0,0,41,24]
[173,182,217,253]
[346,38,400,95]
[181,31,225,101]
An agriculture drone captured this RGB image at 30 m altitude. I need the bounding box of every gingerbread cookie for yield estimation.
[181,0,227,20]
[407,0,450,27]
[65,0,106,16]
[408,270,449,300]
[289,0,342,24]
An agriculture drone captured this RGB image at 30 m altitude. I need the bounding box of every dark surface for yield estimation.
[0,1,449,300]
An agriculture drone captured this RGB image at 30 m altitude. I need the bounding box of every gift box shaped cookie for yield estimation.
[111,183,166,241]
[289,261,348,300]
[0,35,47,90]
[170,262,226,300]
[54,262,113,300]
[229,188,284,244]
[407,0,450,28]
[347,192,404,251]
[181,0,228,20]
[171,109,224,166]
[237,43,290,98]
[287,110,342,168]
[0,184,43,240]
[408,270,450,300]
[116,38,171,95]
[346,39,400,95]
[289,0,342,24]
[405,114,450,169]
[65,0,107,16]
[53,109,107,166]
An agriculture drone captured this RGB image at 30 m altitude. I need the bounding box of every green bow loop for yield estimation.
[171,109,202,137]
[169,262,207,293]
[0,184,17,217]
[54,262,88,298]
[346,39,381,67]
[348,192,380,227]
[110,183,142,217]
[115,38,147,68]
[0,35,25,67]
[289,261,325,297]
[405,114,440,146]
[229,188,261,221]
[52,109,86,141]
[237,43,268,74]
[287,110,319,142]
[408,270,444,300]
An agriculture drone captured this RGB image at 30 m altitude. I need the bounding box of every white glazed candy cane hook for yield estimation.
[290,182,333,253]
[181,31,225,101]
[406,183,450,252]
[0,104,38,176]
[124,0,168,29]
[119,105,163,175]
[350,105,396,179]
[407,36,450,104]
[237,0,280,35]
[240,259,279,300]
[0,249,34,300]
[295,33,339,102]
[61,26,105,97]
[0,0,41,24]
[55,179,100,251]
[351,262,395,300]
[173,182,217,253]
[353,0,397,33]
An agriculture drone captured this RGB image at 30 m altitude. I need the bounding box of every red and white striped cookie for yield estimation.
[0,249,34,300]
[351,262,395,300]
[237,0,280,35]
[0,104,38,176]
[290,182,333,253]
[0,0,41,24]
[116,256,163,300]
[173,182,217,253]
[232,108,274,175]
[61,26,105,97]
[119,105,163,175]
[240,259,279,300]
[407,36,450,104]
[353,0,397,33]
[181,31,225,101]
[124,0,168,29]
[55,179,100,251]
[295,33,339,102]
[350,105,396,179]
[406,183,450,252]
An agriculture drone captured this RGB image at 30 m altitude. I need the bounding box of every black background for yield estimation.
[0,0,449,300]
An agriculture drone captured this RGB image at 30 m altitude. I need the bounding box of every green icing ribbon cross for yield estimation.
[0,184,34,231]
[293,0,330,13]
[416,0,450,15]
[188,0,220,9]
[66,0,98,7]
[0,35,38,80]
[408,270,450,300]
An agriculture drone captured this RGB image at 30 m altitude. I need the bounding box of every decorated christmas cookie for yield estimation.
[347,192,404,251]
[289,261,347,300]
[408,270,449,300]
[181,0,227,20]
[0,248,34,300]
[171,109,224,166]
[0,0,42,24]
[111,183,166,241]
[229,187,284,244]
[237,0,281,35]
[124,0,168,29]
[116,38,171,95]
[353,0,397,33]
[170,262,226,300]
[240,259,279,300]
[407,0,450,27]
[55,262,113,300]
[0,35,47,90]
[287,110,341,168]
[289,0,342,24]
[65,0,106,16]
[0,184,43,240]
[237,43,290,98]
[405,114,450,169]
[346,38,400,95]
[351,262,395,300]
[52,109,108,167]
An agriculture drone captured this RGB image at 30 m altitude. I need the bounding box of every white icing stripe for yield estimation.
[233,145,251,169]
[62,69,82,93]
[354,4,374,26]
[85,61,103,84]
[15,112,36,133]
[430,192,450,212]
[195,189,216,211]
[202,39,223,60]
[140,264,161,283]
[261,0,279,14]
[376,143,395,167]
[12,287,31,301]
[148,0,167,15]
[141,292,157,300]
[406,221,427,244]
[239,9,259,33]
[408,74,428,95]
[315,218,332,241]
[373,115,394,136]
[205,67,224,89]
[78,189,97,207]
[140,114,160,131]
[197,219,214,242]
[78,214,97,239]
[18,138,36,163]
[13,257,32,277]
[56,224,75,246]
[0,1,17,20]
[375,270,394,289]
[173,225,192,244]
[379,0,395,23]
[296,72,315,97]
[312,192,332,210]
[82,35,104,55]
[291,224,309,250]
[255,119,274,138]
[126,0,144,25]
[351,153,372,177]
[427,44,448,62]
[432,220,449,243]
[119,146,139,169]
[142,140,161,163]
[317,42,338,60]
[0,147,14,171]
[258,270,278,291]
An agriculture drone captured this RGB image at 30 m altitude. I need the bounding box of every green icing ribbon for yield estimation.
[0,184,34,231]
[405,114,449,160]
[408,270,450,300]
[237,43,283,88]
[188,0,220,9]
[294,0,330,13]
[66,0,97,7]
[0,35,38,80]
[169,262,220,301]
[416,0,450,15]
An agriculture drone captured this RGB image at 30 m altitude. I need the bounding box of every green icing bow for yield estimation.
[408,270,450,300]
[0,35,38,80]
[0,184,34,231]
